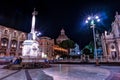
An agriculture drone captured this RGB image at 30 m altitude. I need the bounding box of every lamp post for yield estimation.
[85,15,100,65]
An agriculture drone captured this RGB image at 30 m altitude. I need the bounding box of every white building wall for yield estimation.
[101,12,120,60]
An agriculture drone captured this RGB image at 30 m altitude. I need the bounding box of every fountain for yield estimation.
[20,9,51,69]
[3,9,51,69]
[22,9,41,60]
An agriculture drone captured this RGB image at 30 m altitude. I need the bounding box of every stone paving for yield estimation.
[0,69,53,80]
[43,64,110,80]
[0,69,18,79]
[0,64,119,80]
[2,70,26,80]
[100,66,120,80]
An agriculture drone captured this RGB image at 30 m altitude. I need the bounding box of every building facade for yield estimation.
[38,37,54,60]
[0,26,68,59]
[69,43,81,56]
[101,12,120,60]
[53,45,68,59]
[0,25,27,57]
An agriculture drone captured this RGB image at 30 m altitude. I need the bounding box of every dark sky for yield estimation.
[0,0,120,49]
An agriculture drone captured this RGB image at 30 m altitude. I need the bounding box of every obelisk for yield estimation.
[22,9,40,57]
[31,8,38,40]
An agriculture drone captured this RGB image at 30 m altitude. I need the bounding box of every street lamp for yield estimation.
[35,31,42,37]
[85,15,100,64]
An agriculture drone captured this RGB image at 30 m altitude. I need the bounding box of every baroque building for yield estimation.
[0,25,27,57]
[56,28,69,44]
[38,37,54,59]
[38,36,68,60]
[101,12,120,60]
[0,25,68,60]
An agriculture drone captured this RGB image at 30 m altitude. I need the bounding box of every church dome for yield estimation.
[56,28,69,44]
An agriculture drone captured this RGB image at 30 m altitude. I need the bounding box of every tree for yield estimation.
[84,41,94,53]
[81,41,94,58]
[59,39,75,54]
[82,48,91,55]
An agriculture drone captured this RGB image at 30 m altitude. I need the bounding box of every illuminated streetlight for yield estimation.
[85,15,100,65]
[97,19,100,22]
[88,17,91,20]
[95,16,99,19]
[35,31,42,37]
[85,20,88,23]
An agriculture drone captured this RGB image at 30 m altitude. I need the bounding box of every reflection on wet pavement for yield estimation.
[43,64,110,80]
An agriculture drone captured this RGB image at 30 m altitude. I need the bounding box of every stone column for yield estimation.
[101,35,107,58]
[31,8,38,40]
[116,40,120,60]
[16,36,20,57]
[0,31,1,48]
[6,33,12,56]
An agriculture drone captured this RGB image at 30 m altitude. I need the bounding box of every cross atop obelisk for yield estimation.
[31,8,38,40]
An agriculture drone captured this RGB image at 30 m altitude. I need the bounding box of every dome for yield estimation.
[56,28,69,44]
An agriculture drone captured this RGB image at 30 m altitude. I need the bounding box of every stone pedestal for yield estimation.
[22,40,41,57]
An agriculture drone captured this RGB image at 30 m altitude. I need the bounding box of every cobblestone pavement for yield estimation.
[0,64,120,80]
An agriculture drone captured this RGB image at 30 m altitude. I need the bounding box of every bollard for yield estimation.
[96,58,100,66]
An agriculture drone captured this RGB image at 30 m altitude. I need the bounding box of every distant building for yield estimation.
[38,36,68,60]
[0,25,27,57]
[56,28,69,44]
[101,12,120,60]
[38,37,54,60]
[70,43,81,56]
[53,45,68,59]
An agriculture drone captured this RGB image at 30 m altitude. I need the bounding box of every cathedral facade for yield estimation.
[101,12,120,60]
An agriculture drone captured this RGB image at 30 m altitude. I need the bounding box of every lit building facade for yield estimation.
[53,45,68,59]
[101,12,120,60]
[70,43,81,56]
[38,36,68,60]
[0,25,27,57]
[0,26,68,59]
[38,37,54,60]
[56,28,69,44]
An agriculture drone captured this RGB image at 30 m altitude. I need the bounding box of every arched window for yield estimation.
[111,45,115,49]
[4,29,9,35]
[21,34,24,38]
[1,38,8,47]
[11,40,17,48]
[13,32,17,37]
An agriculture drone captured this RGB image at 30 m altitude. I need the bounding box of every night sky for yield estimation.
[0,0,120,49]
